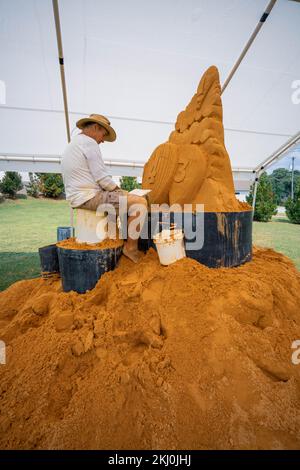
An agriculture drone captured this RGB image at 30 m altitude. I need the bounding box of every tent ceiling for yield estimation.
[0,0,299,173]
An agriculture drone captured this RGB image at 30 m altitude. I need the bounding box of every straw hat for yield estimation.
[76,114,116,142]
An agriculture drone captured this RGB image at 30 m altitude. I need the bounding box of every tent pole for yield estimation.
[52,0,73,229]
[252,130,300,219]
[221,0,277,94]
[52,0,71,143]
[291,156,295,200]
[252,172,260,219]
[255,130,300,173]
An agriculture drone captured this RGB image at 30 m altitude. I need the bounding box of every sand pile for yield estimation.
[0,247,300,449]
[56,237,123,250]
[142,66,251,213]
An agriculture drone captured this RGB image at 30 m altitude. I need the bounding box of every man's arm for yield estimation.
[82,138,117,191]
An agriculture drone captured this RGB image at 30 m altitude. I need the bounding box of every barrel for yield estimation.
[57,226,74,241]
[38,244,60,276]
[138,210,252,268]
[57,245,123,294]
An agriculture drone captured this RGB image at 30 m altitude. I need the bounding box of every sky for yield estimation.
[268,146,300,172]
[0,0,300,172]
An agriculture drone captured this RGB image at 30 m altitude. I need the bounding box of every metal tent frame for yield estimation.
[0,0,299,221]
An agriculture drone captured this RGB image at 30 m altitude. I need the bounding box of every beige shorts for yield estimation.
[77,189,125,212]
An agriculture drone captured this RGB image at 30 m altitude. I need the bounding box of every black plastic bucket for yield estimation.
[38,244,60,275]
[57,226,74,241]
[138,210,252,268]
[57,245,123,294]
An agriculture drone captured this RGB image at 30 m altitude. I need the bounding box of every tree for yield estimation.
[0,171,23,198]
[36,173,65,198]
[269,167,300,204]
[246,172,277,222]
[119,176,140,192]
[286,182,300,224]
[26,172,40,198]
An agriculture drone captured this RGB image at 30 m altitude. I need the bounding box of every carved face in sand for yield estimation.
[143,142,208,206]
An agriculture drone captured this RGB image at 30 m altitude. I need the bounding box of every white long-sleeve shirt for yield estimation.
[61,133,116,208]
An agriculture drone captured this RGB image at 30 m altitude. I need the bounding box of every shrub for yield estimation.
[0,171,23,199]
[26,173,40,198]
[119,176,141,192]
[36,173,65,198]
[286,184,300,224]
[246,172,277,222]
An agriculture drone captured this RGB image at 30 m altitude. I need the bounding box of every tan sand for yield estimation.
[56,237,123,251]
[0,247,300,449]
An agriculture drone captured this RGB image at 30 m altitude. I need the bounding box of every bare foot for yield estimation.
[123,245,143,263]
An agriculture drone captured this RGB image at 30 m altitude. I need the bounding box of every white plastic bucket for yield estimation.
[153,229,186,266]
[75,209,108,244]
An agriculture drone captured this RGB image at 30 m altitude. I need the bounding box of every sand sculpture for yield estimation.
[2,66,300,451]
[142,66,249,212]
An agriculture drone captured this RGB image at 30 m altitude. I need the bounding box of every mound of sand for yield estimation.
[0,247,300,449]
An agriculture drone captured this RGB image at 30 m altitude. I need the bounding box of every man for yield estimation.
[61,114,147,263]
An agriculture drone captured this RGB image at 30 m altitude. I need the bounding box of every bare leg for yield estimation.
[123,195,147,263]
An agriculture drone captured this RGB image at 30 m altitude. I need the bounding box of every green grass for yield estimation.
[253,215,300,271]
[0,198,299,291]
[0,197,70,291]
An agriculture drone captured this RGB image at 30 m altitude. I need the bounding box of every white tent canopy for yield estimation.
[0,0,300,188]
